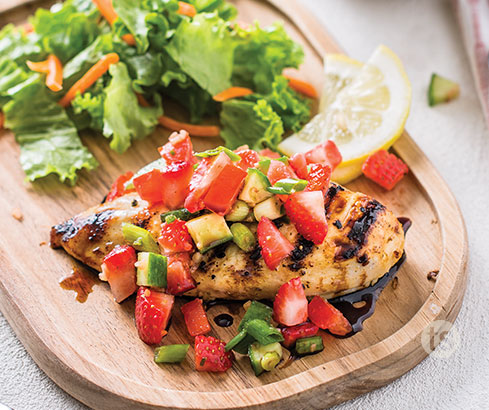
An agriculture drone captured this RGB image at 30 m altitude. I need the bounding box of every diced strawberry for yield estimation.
[362,149,409,190]
[181,298,211,337]
[101,245,137,303]
[267,160,298,202]
[289,152,309,179]
[234,148,260,170]
[158,219,194,254]
[160,161,194,210]
[281,322,319,348]
[305,163,331,193]
[284,190,327,244]
[184,152,232,213]
[133,169,165,205]
[106,171,135,202]
[166,253,196,295]
[259,148,282,159]
[203,164,247,215]
[273,277,308,326]
[257,217,294,270]
[195,335,234,372]
[135,287,174,344]
[305,140,342,171]
[308,295,352,336]
[158,130,195,165]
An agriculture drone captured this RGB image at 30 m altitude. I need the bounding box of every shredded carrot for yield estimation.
[0,112,4,129]
[59,53,120,107]
[22,23,34,34]
[27,55,64,92]
[158,115,220,137]
[91,0,136,46]
[283,74,318,99]
[135,93,151,107]
[213,87,254,102]
[177,2,197,17]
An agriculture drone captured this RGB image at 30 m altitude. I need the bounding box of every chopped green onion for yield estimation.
[122,223,160,253]
[295,336,324,355]
[165,215,177,224]
[238,301,272,331]
[267,178,308,195]
[246,319,284,346]
[195,146,241,161]
[257,159,271,173]
[225,200,250,222]
[248,342,283,376]
[160,208,200,222]
[230,223,256,252]
[154,344,190,363]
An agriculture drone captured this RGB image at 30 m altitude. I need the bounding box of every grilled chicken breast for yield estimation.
[51,184,405,300]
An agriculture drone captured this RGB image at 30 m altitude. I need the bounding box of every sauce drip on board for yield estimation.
[59,264,98,303]
[214,313,234,327]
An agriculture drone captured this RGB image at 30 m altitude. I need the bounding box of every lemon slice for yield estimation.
[279,45,412,184]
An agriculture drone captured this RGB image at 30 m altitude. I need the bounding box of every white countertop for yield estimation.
[1,0,489,409]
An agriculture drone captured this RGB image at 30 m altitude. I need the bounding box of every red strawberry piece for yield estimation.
[106,171,135,202]
[135,287,174,345]
[281,322,319,348]
[362,149,409,190]
[258,148,282,159]
[257,217,294,270]
[158,130,195,165]
[181,298,211,337]
[308,295,352,336]
[166,253,196,295]
[305,163,331,193]
[159,219,194,254]
[267,160,298,202]
[289,152,309,179]
[284,190,327,244]
[305,140,342,171]
[273,277,308,326]
[101,245,137,303]
[234,148,260,170]
[194,335,234,372]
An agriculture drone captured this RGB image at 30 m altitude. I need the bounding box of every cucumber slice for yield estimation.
[428,73,460,106]
[225,200,251,222]
[239,168,272,206]
[253,197,284,221]
[186,213,233,253]
[122,223,160,253]
[136,252,167,288]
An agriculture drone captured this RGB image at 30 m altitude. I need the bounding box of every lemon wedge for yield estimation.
[278,45,412,184]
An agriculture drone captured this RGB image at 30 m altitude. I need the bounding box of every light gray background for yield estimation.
[1,0,489,409]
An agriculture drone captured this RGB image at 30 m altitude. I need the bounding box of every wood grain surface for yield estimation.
[0,0,468,409]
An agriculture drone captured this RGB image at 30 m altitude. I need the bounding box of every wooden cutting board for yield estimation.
[0,0,468,409]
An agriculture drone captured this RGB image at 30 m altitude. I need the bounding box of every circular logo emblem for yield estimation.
[421,320,460,359]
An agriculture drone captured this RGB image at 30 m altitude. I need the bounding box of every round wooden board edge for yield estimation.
[0,1,469,409]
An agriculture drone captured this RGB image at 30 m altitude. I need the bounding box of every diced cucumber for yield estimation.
[248,342,283,376]
[124,158,166,190]
[428,73,460,106]
[136,252,167,288]
[253,197,284,221]
[160,208,200,222]
[186,213,233,253]
[238,168,272,206]
[295,336,324,355]
[230,223,255,252]
[225,200,251,222]
[122,223,160,253]
[154,344,189,363]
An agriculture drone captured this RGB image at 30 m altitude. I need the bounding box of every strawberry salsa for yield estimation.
[99,130,407,374]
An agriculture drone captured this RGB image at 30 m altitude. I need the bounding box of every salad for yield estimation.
[0,0,312,183]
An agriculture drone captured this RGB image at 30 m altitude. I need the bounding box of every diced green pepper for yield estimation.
[267,178,308,195]
[122,223,160,253]
[238,301,273,331]
[248,342,283,376]
[154,344,190,363]
[230,223,255,252]
[225,200,250,222]
[295,336,324,355]
[160,208,200,222]
[136,252,167,288]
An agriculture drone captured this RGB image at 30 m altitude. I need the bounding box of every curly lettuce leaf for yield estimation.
[233,22,304,94]
[71,88,105,131]
[166,13,235,96]
[0,24,43,64]
[103,62,163,153]
[220,99,284,150]
[3,80,98,184]
[32,0,100,63]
